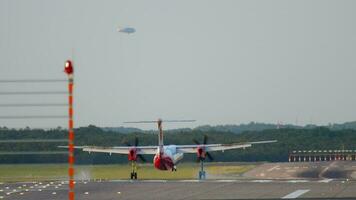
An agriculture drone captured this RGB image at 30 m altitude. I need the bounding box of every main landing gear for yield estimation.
[130,161,138,180]
[172,165,177,172]
[198,160,206,180]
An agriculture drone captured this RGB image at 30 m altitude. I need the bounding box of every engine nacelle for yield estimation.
[128,148,137,161]
[197,147,206,160]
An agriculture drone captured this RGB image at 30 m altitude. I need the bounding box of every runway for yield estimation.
[1,179,356,200]
[1,161,356,199]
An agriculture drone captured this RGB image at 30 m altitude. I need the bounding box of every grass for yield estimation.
[0,164,67,182]
[0,163,256,182]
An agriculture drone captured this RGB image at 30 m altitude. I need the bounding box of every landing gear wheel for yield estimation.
[134,172,137,179]
[198,159,206,180]
[199,171,206,180]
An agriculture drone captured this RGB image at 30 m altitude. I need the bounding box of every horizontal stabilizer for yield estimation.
[124,119,196,124]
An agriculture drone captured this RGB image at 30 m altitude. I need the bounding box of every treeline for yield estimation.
[102,121,356,134]
[1,125,356,164]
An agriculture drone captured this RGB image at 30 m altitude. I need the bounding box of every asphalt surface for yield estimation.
[1,161,356,200]
[1,179,356,200]
[244,161,356,180]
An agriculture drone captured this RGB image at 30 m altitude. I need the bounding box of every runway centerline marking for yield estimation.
[282,189,310,199]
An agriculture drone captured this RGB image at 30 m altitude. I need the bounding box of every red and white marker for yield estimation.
[64,60,75,200]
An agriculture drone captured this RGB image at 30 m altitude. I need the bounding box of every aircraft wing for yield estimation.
[58,145,158,155]
[176,140,277,153]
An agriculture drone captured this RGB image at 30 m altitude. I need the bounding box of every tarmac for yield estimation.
[1,161,356,200]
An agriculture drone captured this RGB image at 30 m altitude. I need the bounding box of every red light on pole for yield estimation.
[64,60,74,75]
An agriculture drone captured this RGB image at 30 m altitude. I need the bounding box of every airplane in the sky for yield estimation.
[65,119,276,179]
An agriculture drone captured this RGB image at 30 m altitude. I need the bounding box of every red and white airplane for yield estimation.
[69,119,276,179]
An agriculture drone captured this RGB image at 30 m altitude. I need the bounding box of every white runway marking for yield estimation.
[252,180,273,183]
[287,180,309,183]
[282,189,310,199]
[318,179,333,183]
[267,165,280,172]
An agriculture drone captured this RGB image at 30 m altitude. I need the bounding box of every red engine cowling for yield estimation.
[197,147,206,160]
[128,148,137,161]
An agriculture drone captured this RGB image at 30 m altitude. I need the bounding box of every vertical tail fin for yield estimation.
[157,119,164,155]
[124,119,196,156]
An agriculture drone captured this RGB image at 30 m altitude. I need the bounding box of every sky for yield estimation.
[0,0,355,129]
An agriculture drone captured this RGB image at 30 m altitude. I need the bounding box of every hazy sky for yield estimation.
[0,0,355,129]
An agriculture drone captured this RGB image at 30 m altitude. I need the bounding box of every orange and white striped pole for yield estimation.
[64,60,75,200]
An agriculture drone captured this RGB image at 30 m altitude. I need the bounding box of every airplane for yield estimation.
[63,119,276,179]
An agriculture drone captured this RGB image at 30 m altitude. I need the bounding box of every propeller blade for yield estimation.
[203,135,208,145]
[206,152,214,161]
[138,154,146,162]
[134,137,139,146]
[193,139,200,145]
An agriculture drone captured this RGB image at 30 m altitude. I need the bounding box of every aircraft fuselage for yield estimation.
[154,145,183,170]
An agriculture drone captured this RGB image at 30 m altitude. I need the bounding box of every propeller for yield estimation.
[125,136,146,162]
[193,135,214,162]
